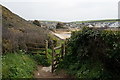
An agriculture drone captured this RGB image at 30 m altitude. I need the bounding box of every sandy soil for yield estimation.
[50,31,71,40]
[53,33,71,40]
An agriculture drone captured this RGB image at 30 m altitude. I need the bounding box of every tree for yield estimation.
[33,20,41,27]
[56,22,64,29]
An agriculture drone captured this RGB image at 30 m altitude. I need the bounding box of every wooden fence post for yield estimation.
[45,40,48,56]
[61,44,64,59]
[51,40,54,73]
[64,40,67,56]
[61,43,66,59]
[63,43,65,56]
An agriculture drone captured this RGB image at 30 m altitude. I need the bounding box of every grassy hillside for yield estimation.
[2,5,49,53]
[73,19,120,23]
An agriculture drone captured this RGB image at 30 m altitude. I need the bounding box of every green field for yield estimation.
[72,19,120,23]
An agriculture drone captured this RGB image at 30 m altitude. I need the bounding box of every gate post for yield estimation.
[63,43,65,56]
[64,40,67,56]
[61,43,65,59]
[61,44,64,59]
[45,40,48,56]
[51,40,54,73]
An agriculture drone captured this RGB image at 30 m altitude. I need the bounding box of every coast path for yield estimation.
[34,65,69,78]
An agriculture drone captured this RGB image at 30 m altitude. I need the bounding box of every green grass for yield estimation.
[31,54,51,67]
[2,50,54,78]
[2,51,37,78]
[30,48,59,54]
[31,50,45,54]
[73,19,120,23]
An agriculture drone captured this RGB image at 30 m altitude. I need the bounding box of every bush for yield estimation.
[32,54,51,67]
[2,51,37,78]
[59,27,120,79]
[33,20,41,27]
[2,26,48,53]
[56,22,64,29]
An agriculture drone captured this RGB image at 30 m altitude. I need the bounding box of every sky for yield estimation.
[0,0,119,22]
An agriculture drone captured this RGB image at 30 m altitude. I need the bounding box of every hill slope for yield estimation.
[2,5,48,53]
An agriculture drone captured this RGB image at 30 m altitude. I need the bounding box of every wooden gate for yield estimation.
[51,42,66,73]
[26,39,66,73]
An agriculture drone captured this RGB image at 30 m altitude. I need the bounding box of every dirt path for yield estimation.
[50,31,71,40]
[34,65,69,78]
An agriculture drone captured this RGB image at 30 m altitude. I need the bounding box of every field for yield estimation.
[73,19,120,23]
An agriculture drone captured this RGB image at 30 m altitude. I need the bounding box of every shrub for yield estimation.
[59,27,120,79]
[32,54,51,67]
[33,20,41,27]
[56,22,64,29]
[2,26,48,53]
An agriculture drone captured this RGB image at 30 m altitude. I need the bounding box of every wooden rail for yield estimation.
[54,46,61,50]
[26,40,48,55]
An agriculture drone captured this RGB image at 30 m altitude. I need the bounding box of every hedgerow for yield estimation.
[59,27,120,79]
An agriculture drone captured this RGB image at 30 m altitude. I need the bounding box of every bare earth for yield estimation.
[34,65,70,78]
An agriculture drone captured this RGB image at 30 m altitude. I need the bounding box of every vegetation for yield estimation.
[2,5,48,53]
[73,19,120,23]
[32,54,51,67]
[1,5,56,79]
[2,49,54,78]
[33,20,41,27]
[56,22,64,29]
[2,5,120,79]
[59,27,120,79]
[2,51,37,78]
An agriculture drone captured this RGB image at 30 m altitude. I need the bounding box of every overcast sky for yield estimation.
[0,0,119,22]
